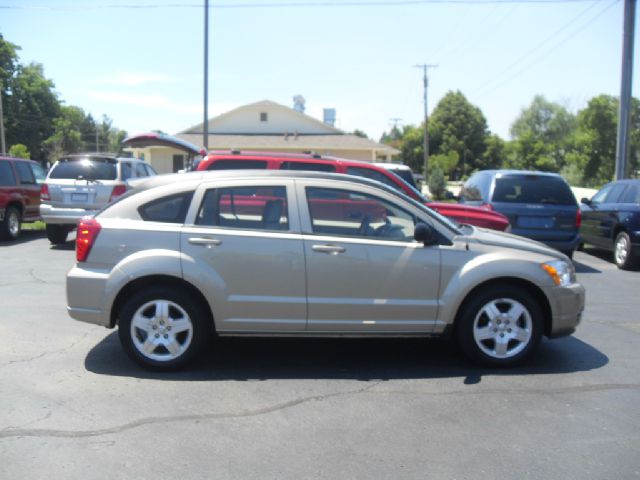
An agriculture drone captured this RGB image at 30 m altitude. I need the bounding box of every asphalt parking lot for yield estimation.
[1,231,639,479]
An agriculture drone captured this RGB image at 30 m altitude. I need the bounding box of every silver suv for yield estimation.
[66,170,584,370]
[40,154,156,244]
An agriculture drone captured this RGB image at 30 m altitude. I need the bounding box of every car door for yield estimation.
[13,160,41,221]
[180,179,307,333]
[297,180,442,333]
[585,184,626,248]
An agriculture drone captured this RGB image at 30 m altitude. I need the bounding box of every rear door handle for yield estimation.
[188,237,222,247]
[312,244,346,255]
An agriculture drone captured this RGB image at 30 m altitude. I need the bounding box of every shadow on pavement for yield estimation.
[0,229,46,246]
[573,259,602,274]
[85,332,608,383]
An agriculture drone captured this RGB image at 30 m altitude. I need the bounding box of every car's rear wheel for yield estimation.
[457,285,542,367]
[614,232,636,270]
[0,206,21,240]
[46,224,69,244]
[118,287,209,370]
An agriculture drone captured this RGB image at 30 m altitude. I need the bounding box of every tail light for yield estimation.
[76,218,101,262]
[575,209,582,228]
[109,184,127,202]
[482,202,494,211]
[40,184,50,201]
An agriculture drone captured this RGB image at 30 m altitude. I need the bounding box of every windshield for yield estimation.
[50,158,117,181]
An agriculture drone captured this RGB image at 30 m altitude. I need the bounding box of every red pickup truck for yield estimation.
[0,156,46,240]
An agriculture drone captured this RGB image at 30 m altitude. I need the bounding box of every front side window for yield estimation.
[346,166,402,192]
[135,163,149,178]
[591,184,613,204]
[196,185,289,231]
[138,192,194,223]
[604,184,627,204]
[306,187,416,241]
[621,185,640,204]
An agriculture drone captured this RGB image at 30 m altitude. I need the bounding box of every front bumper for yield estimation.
[40,203,99,225]
[544,282,585,338]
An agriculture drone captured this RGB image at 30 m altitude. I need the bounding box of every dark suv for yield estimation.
[459,170,581,257]
[0,156,46,240]
[580,179,640,269]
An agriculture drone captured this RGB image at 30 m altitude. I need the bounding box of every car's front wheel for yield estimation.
[118,287,209,370]
[0,206,21,240]
[614,232,636,270]
[457,285,542,367]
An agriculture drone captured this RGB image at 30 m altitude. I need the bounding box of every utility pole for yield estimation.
[203,0,209,151]
[414,64,438,179]
[0,84,6,154]
[615,0,636,180]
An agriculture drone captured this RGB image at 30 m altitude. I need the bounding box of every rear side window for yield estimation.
[0,160,16,186]
[196,185,288,231]
[49,159,117,180]
[207,159,268,170]
[280,161,336,172]
[120,163,134,181]
[621,185,640,204]
[492,176,576,205]
[15,161,36,185]
[138,192,193,223]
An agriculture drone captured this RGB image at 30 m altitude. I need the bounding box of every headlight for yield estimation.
[541,260,575,287]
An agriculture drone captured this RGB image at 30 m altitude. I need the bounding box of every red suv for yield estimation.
[195,151,509,231]
[0,156,46,240]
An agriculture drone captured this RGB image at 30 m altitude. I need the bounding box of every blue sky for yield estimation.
[1,0,637,144]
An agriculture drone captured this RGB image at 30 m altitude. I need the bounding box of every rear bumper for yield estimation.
[66,265,111,327]
[544,282,585,338]
[510,230,581,253]
[40,203,99,225]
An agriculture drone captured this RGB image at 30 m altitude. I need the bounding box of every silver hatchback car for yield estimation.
[40,153,156,244]
[66,170,584,370]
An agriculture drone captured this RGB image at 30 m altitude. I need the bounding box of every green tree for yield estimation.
[509,95,576,171]
[8,143,30,159]
[43,105,86,162]
[429,91,489,175]
[482,134,507,170]
[428,167,447,200]
[430,151,459,178]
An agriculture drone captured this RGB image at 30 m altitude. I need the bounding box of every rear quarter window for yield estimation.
[492,176,576,205]
[0,160,17,186]
[138,192,194,223]
[461,173,491,202]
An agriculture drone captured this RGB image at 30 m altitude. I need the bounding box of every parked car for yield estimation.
[580,179,640,269]
[459,170,581,257]
[66,170,584,370]
[194,151,510,231]
[40,153,157,244]
[0,155,46,240]
[376,162,420,188]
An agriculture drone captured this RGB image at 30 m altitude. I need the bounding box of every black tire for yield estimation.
[118,286,209,371]
[46,224,68,244]
[456,285,543,367]
[0,205,21,240]
[614,232,637,270]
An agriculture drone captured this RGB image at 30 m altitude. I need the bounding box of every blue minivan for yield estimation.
[459,170,581,258]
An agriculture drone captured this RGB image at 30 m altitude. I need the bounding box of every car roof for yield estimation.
[203,151,392,170]
[60,153,145,163]
[0,156,38,164]
[375,163,412,171]
[478,169,565,179]
[128,169,407,197]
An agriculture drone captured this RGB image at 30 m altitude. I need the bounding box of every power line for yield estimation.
[0,0,606,10]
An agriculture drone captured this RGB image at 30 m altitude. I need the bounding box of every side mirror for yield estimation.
[580,197,592,206]
[414,223,438,246]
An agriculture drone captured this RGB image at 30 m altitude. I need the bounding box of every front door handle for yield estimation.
[312,244,346,255]
[188,237,222,247]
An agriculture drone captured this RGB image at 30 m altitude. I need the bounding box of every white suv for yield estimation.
[40,154,156,244]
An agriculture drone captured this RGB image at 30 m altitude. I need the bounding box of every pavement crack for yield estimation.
[29,269,48,284]
[0,381,382,440]
[0,332,90,369]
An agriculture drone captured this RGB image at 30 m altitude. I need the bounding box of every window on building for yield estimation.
[260,112,268,122]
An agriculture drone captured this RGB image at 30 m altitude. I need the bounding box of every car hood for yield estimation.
[464,226,566,259]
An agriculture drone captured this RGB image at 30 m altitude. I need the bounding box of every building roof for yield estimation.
[177,99,398,155]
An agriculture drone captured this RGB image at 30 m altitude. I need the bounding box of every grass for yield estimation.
[22,221,45,231]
